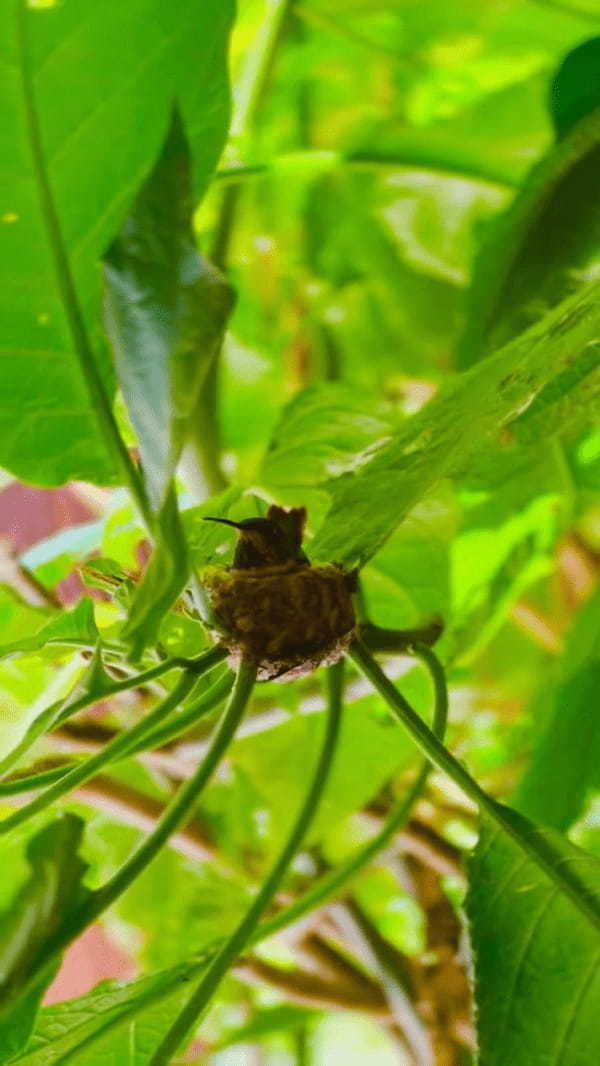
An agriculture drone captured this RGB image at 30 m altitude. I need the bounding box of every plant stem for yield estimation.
[16,1,152,529]
[0,676,190,833]
[229,0,294,148]
[183,0,295,502]
[0,647,226,834]
[361,620,444,653]
[256,645,447,941]
[72,661,257,935]
[0,666,234,797]
[149,660,345,1065]
[130,668,234,753]
[0,651,218,781]
[15,652,444,1064]
[350,639,600,931]
[214,150,515,191]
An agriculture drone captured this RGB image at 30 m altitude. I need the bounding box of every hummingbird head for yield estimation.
[204,506,308,569]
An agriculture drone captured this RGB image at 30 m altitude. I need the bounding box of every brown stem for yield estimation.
[360,619,444,653]
[234,956,392,1019]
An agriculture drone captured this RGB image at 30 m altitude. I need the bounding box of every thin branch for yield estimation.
[350,639,600,932]
[234,955,391,1019]
[150,661,345,1064]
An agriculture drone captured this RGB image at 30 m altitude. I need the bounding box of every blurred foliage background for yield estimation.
[2,0,600,1063]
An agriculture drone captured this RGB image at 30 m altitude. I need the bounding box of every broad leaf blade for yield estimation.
[310,281,600,569]
[0,0,233,487]
[515,584,600,831]
[9,955,218,1065]
[551,37,600,140]
[0,815,91,1060]
[260,383,393,491]
[467,819,600,1066]
[460,69,600,366]
[104,110,234,511]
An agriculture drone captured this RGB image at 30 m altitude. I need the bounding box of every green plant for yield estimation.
[1,1,600,1063]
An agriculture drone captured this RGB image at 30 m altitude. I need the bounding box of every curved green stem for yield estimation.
[15,654,446,1062]
[70,661,257,937]
[0,651,214,781]
[350,639,600,931]
[360,619,444,654]
[0,666,234,798]
[0,646,226,835]
[19,664,256,992]
[0,764,73,796]
[129,668,234,754]
[149,660,345,1065]
[255,645,447,942]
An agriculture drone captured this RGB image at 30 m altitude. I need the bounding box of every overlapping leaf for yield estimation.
[0,815,91,1061]
[0,0,233,487]
[460,39,600,366]
[309,280,600,569]
[516,584,600,831]
[467,818,600,1066]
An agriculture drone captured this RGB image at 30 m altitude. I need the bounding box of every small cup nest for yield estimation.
[201,561,356,681]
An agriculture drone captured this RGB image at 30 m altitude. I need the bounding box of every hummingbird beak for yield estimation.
[203,516,243,529]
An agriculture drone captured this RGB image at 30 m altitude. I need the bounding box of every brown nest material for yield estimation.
[201,560,356,681]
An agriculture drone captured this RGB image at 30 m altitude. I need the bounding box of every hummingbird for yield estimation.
[203,506,309,569]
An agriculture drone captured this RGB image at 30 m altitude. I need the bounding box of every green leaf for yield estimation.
[515,584,600,830]
[181,486,243,568]
[551,37,600,139]
[0,644,108,778]
[0,599,97,661]
[0,814,91,1060]
[121,490,188,658]
[230,693,417,856]
[460,100,600,364]
[7,960,213,1066]
[310,281,600,569]
[467,818,600,1066]
[0,588,52,651]
[104,109,234,511]
[261,383,393,491]
[0,0,234,487]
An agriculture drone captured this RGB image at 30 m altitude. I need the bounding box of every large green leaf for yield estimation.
[310,280,600,569]
[467,819,600,1066]
[260,382,393,491]
[104,110,234,512]
[460,83,600,364]
[0,0,233,486]
[0,815,91,1060]
[550,37,600,138]
[6,960,212,1066]
[515,584,600,830]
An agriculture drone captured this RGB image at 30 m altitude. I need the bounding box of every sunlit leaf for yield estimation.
[0,0,234,487]
[104,110,234,511]
[516,584,600,830]
[310,281,600,569]
[0,598,97,661]
[460,91,600,364]
[467,818,600,1066]
[0,814,91,1060]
